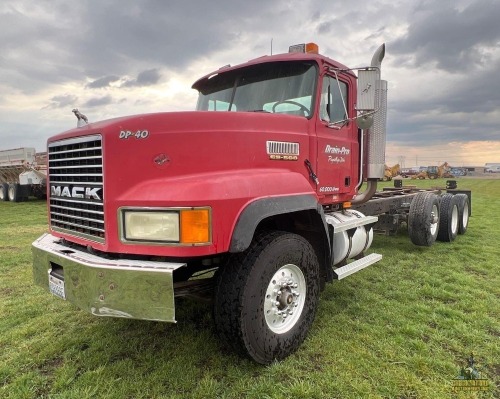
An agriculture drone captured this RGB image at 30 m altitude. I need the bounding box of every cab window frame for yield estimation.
[319,74,349,124]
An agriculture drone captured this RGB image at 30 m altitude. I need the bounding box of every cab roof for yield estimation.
[192,50,355,90]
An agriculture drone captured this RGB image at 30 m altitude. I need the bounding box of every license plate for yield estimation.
[48,273,66,300]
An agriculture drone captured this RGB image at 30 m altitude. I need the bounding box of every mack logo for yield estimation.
[51,186,102,200]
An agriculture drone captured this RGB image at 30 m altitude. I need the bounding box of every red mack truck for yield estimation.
[32,43,471,364]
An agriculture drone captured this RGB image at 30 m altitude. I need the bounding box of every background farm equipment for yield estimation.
[0,148,47,202]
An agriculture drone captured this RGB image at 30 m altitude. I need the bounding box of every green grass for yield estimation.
[1,179,499,398]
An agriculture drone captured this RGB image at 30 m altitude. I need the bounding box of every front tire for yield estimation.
[213,231,320,364]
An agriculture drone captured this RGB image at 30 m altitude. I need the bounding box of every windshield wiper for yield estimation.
[248,109,271,113]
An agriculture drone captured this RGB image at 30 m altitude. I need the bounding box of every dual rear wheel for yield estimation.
[408,192,470,246]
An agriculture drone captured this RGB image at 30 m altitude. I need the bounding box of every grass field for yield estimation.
[0,179,498,398]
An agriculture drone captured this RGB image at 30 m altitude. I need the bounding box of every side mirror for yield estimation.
[356,68,380,130]
[356,114,374,130]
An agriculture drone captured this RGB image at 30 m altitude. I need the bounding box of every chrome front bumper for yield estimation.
[32,233,186,322]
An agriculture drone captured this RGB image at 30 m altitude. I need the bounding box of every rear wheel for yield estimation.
[408,192,440,246]
[454,194,470,235]
[213,231,320,364]
[0,183,8,201]
[8,183,23,202]
[437,194,459,242]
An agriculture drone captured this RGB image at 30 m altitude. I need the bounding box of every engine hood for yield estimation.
[50,111,309,142]
[48,111,312,203]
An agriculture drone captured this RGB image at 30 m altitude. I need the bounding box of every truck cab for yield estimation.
[193,48,361,203]
[32,43,387,364]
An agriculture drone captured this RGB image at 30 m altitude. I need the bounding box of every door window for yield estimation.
[319,76,348,123]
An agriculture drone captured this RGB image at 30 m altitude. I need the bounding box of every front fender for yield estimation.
[109,169,318,256]
[229,194,321,252]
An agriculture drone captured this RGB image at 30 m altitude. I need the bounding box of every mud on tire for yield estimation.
[213,231,320,364]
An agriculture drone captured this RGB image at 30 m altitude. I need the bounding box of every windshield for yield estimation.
[194,62,317,118]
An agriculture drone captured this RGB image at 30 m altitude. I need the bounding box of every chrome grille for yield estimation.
[48,135,105,243]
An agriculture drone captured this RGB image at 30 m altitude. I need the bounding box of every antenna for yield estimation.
[271,38,273,55]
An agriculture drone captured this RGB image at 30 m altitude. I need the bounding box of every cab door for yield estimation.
[315,74,358,200]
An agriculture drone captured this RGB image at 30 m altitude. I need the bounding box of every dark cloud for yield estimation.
[84,95,113,107]
[122,69,161,87]
[0,0,284,93]
[317,21,335,35]
[390,0,500,72]
[1,0,499,163]
[87,75,120,88]
[44,94,78,109]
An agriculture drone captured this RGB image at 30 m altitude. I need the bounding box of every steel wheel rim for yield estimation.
[451,204,459,234]
[462,202,469,229]
[8,186,14,200]
[430,204,439,235]
[264,263,306,334]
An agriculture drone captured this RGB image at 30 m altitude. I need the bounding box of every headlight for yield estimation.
[124,211,180,242]
[121,208,211,245]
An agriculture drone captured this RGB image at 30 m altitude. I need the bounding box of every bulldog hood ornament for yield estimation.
[72,108,89,128]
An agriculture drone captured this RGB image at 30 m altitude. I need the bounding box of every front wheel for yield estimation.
[213,231,320,364]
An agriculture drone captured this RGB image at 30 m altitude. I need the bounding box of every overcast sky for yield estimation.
[1,0,499,167]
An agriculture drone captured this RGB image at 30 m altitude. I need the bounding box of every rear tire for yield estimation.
[437,194,459,242]
[8,183,23,202]
[408,192,440,246]
[0,183,8,201]
[213,231,320,364]
[454,194,470,235]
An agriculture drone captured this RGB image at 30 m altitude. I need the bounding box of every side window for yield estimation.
[320,76,348,123]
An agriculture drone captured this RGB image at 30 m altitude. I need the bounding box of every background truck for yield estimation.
[485,164,500,173]
[31,43,471,364]
[0,147,47,202]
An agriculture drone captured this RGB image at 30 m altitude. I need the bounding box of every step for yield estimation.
[334,253,382,280]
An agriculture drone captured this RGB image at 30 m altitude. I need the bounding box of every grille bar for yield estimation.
[49,155,102,163]
[50,211,105,225]
[50,204,104,215]
[50,173,103,177]
[49,148,102,155]
[48,134,105,243]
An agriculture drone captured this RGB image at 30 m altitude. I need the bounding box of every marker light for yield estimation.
[289,43,319,54]
[180,209,210,244]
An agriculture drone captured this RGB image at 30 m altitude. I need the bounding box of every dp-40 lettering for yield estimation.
[119,130,149,139]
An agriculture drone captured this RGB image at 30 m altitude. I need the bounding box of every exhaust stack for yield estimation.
[366,44,387,179]
[352,44,387,205]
